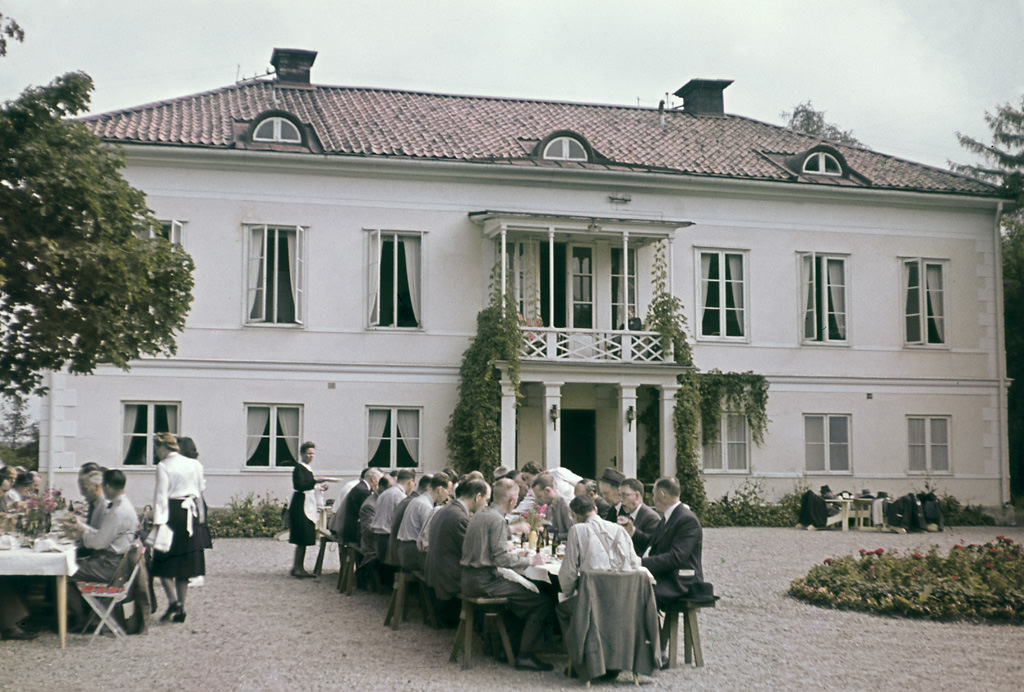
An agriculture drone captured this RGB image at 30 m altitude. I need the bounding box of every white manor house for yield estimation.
[37,49,1012,510]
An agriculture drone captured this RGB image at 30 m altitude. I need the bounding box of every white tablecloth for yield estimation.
[0,543,78,576]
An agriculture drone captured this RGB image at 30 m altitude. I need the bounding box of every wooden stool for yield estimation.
[412,570,438,628]
[449,596,515,670]
[384,570,415,629]
[313,536,332,576]
[661,599,716,668]
[338,543,361,595]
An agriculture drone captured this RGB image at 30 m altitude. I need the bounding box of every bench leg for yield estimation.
[662,606,680,669]
[683,606,704,667]
[462,603,475,670]
[314,537,328,576]
[493,612,515,666]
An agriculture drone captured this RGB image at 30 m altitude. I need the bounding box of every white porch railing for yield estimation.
[519,327,671,363]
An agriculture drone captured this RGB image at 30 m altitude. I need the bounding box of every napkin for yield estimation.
[496,566,539,594]
[33,537,61,552]
[0,535,15,550]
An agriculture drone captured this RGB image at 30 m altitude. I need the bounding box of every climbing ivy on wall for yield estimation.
[446,272,522,479]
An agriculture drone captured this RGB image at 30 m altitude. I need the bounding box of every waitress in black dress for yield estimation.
[289,441,328,578]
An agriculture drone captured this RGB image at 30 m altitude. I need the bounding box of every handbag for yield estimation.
[148,523,174,553]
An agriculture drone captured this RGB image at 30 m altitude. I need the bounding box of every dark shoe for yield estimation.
[660,655,670,671]
[515,654,554,672]
[290,569,315,579]
[160,602,181,622]
[2,625,38,640]
[172,610,187,623]
[563,665,579,679]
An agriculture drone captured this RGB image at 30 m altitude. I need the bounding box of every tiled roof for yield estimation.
[81,80,1000,197]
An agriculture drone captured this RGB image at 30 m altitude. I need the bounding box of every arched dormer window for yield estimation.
[253,116,302,144]
[802,151,843,176]
[542,135,588,162]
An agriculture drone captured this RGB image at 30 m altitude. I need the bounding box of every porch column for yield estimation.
[542,382,563,470]
[660,384,680,477]
[619,384,638,478]
[547,227,555,328]
[500,224,508,306]
[500,375,517,471]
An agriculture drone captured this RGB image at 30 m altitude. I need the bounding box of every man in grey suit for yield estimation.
[423,478,489,627]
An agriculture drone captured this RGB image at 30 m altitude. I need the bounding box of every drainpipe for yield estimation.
[45,369,56,489]
[992,202,1010,508]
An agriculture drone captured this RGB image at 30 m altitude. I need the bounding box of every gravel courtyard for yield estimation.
[4,526,1023,692]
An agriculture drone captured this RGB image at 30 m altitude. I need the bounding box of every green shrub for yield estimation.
[207,492,285,538]
[940,494,996,526]
[700,479,801,527]
[790,536,1024,623]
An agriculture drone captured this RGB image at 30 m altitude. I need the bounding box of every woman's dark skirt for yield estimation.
[289,491,317,547]
[151,499,206,579]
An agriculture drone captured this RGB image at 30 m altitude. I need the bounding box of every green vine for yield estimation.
[698,369,770,446]
[446,268,522,479]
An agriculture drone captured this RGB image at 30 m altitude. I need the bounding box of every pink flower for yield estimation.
[859,549,867,555]
[823,558,833,565]
[874,548,885,556]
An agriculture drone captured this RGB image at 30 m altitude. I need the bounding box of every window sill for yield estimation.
[702,469,750,474]
[908,470,953,475]
[902,343,949,350]
[800,341,850,348]
[244,322,305,329]
[366,326,424,332]
[696,336,751,345]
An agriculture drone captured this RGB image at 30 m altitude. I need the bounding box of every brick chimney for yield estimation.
[674,79,733,115]
[271,48,318,86]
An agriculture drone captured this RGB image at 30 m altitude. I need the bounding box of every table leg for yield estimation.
[56,575,67,649]
[840,502,849,532]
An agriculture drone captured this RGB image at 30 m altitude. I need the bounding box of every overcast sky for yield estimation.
[1,0,1022,170]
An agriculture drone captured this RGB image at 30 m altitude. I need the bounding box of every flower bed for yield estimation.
[789,536,1024,623]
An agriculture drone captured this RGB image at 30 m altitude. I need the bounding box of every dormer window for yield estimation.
[543,136,588,162]
[253,116,302,144]
[803,151,842,176]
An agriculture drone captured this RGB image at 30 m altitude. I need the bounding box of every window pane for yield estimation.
[368,410,391,467]
[246,408,271,466]
[804,154,821,172]
[931,444,949,472]
[567,139,586,160]
[279,119,301,142]
[727,414,748,470]
[905,261,921,343]
[823,154,841,173]
[702,441,722,470]
[805,416,825,471]
[254,120,275,140]
[701,253,721,336]
[828,416,849,471]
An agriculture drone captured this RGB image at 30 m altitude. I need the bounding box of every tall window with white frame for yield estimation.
[246,225,305,325]
[908,416,950,473]
[122,402,179,465]
[800,253,847,343]
[368,230,422,328]
[570,246,593,328]
[137,220,184,245]
[804,413,851,472]
[702,412,749,472]
[367,407,420,469]
[611,247,637,330]
[245,404,301,467]
[699,250,746,338]
[903,259,946,346]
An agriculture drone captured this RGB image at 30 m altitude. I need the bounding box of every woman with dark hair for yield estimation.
[289,441,329,578]
[177,437,213,552]
[151,432,207,622]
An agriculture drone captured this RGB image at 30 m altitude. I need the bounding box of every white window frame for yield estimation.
[800,252,848,344]
[568,244,594,329]
[542,136,588,162]
[506,239,541,322]
[696,248,748,341]
[252,116,302,143]
[366,229,425,329]
[244,404,303,468]
[244,224,305,326]
[804,413,852,473]
[908,415,951,474]
[802,152,842,176]
[611,247,638,330]
[121,401,180,466]
[701,412,750,473]
[902,258,948,347]
[366,406,422,470]
[136,219,185,245]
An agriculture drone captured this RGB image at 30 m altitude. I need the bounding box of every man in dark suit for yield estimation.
[423,478,490,627]
[341,467,381,545]
[597,467,625,522]
[616,478,662,553]
[624,476,703,609]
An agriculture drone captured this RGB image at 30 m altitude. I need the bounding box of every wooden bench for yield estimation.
[449,596,515,670]
[384,569,436,629]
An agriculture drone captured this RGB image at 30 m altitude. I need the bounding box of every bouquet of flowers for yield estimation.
[524,504,549,533]
[15,488,65,538]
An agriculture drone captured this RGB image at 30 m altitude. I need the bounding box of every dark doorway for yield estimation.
[561,409,596,479]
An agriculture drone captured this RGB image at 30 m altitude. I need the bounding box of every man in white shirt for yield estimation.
[558,495,644,598]
[397,472,451,571]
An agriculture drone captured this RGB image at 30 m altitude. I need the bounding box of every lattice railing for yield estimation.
[519,328,669,363]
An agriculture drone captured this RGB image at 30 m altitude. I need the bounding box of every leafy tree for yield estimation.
[0,11,23,57]
[952,97,1024,498]
[781,100,864,147]
[0,71,194,396]
[1,394,34,447]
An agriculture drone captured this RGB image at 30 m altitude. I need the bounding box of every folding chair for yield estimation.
[78,543,144,643]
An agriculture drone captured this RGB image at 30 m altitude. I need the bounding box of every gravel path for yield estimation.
[4,526,1023,692]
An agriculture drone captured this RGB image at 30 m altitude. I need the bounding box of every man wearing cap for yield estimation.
[597,468,625,522]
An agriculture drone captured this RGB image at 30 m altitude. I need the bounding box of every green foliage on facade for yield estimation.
[446,280,521,479]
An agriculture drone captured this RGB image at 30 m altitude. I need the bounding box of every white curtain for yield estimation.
[367,409,389,463]
[122,404,141,464]
[801,254,815,339]
[286,228,300,324]
[396,409,419,465]
[925,264,944,342]
[402,236,421,326]
[277,407,299,461]
[827,259,846,339]
[247,226,266,321]
[908,417,927,471]
[163,405,178,434]
[246,407,270,462]
[370,228,382,323]
[726,253,743,336]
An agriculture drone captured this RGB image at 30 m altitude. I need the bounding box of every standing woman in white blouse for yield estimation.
[151,432,207,623]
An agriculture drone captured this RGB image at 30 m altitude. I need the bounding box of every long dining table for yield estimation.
[0,538,78,648]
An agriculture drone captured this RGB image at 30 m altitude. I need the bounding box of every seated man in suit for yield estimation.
[623,476,704,609]
[530,472,572,542]
[460,478,554,671]
[423,478,489,627]
[397,472,452,572]
[616,478,662,553]
[62,468,139,628]
[340,467,382,546]
[596,468,625,522]
[389,474,429,570]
